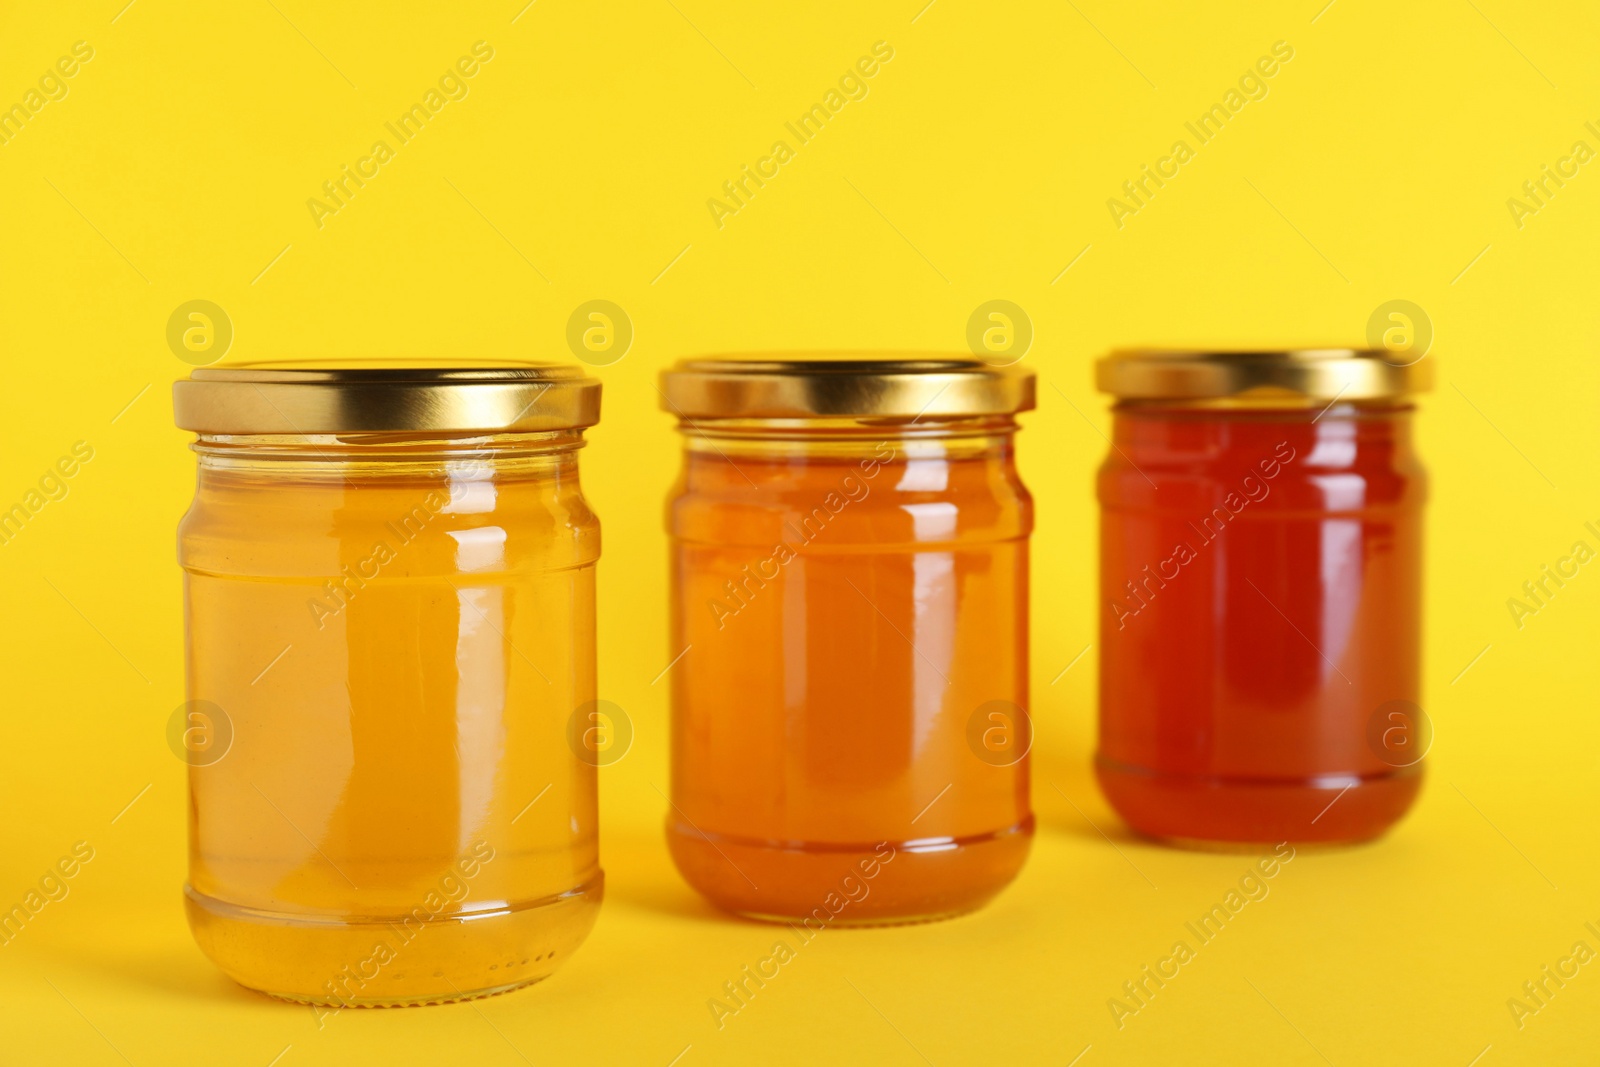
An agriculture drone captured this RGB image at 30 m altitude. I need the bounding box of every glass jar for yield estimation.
[1095,349,1430,844]
[172,362,603,1008]
[660,357,1035,923]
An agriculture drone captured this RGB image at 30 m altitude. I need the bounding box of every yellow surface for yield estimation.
[1,0,1596,1063]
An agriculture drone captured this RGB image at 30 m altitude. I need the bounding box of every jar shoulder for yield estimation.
[1099,415,1427,512]
[179,474,599,576]
[668,453,1033,546]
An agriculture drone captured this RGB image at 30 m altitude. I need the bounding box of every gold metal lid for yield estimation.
[659,355,1036,419]
[1097,349,1431,403]
[173,360,601,434]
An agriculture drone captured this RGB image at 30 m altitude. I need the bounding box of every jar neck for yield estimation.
[194,430,586,478]
[1110,399,1416,418]
[674,415,1019,461]
[1107,400,1418,475]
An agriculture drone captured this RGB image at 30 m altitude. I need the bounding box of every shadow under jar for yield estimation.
[1094,349,1431,846]
[172,362,604,1007]
[660,356,1036,924]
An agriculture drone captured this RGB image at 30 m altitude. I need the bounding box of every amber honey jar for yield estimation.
[660,356,1036,922]
[172,362,603,1007]
[1095,349,1430,844]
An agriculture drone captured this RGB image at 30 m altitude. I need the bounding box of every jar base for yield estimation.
[666,818,1033,923]
[184,874,602,1008]
[732,907,979,929]
[1095,756,1422,844]
[263,976,544,1009]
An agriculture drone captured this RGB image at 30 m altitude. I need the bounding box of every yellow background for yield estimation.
[1,0,1597,1063]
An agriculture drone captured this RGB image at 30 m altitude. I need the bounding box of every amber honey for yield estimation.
[661,358,1036,922]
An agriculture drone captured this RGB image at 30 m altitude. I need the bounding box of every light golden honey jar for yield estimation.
[172,362,603,1008]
